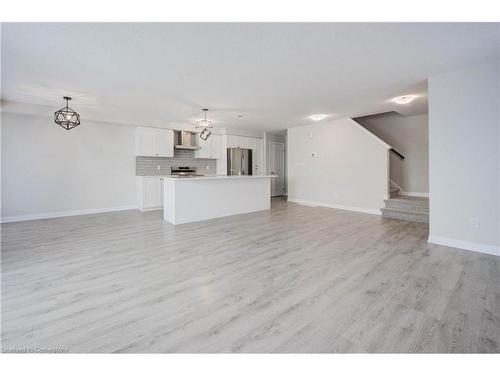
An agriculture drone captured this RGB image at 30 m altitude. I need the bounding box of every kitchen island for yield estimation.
[163,175,276,224]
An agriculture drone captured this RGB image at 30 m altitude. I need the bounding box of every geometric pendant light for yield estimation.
[195,108,213,141]
[54,96,81,130]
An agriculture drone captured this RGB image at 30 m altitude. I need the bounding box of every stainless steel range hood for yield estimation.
[174,130,201,150]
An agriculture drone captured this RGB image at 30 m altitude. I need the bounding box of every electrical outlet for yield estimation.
[470,217,480,229]
[206,165,210,170]
[156,165,161,171]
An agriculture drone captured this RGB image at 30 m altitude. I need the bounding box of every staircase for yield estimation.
[382,187,429,223]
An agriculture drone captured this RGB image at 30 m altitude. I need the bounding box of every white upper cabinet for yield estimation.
[226,135,240,148]
[136,127,156,156]
[135,127,174,157]
[210,135,222,159]
[155,129,174,157]
[195,134,222,159]
[237,136,249,149]
[246,137,257,151]
[225,135,256,149]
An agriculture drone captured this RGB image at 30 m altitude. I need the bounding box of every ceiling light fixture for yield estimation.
[196,108,213,141]
[54,96,81,130]
[391,95,417,105]
[309,114,328,121]
[196,108,213,129]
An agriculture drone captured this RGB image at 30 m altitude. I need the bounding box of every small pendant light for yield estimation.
[54,96,81,130]
[196,108,213,141]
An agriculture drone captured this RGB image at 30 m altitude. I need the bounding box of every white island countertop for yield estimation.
[163,174,276,224]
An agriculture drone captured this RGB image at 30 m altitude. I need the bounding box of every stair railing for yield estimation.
[390,148,405,160]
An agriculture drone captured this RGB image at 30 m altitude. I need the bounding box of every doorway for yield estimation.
[270,141,285,197]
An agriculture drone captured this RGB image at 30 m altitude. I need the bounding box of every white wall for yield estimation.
[355,113,429,195]
[1,112,136,221]
[428,61,499,255]
[287,118,390,214]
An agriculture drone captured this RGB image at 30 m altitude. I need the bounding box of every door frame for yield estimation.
[270,141,285,197]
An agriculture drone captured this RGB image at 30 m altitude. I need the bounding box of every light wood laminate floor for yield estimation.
[1,198,499,353]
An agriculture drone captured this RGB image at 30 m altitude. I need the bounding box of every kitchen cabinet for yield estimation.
[226,135,240,149]
[246,137,257,151]
[195,134,222,159]
[225,135,255,150]
[135,127,174,157]
[137,176,164,211]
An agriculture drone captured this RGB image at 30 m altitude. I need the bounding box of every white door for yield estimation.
[270,142,285,196]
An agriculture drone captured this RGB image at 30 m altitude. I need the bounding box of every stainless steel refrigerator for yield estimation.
[227,148,253,175]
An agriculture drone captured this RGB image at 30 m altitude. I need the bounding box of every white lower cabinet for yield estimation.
[137,176,164,211]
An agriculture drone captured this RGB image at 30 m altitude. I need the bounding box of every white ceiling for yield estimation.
[1,23,499,132]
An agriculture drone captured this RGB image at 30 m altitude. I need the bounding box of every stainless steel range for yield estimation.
[170,166,202,177]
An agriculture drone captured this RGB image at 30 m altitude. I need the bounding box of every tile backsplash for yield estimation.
[136,149,218,176]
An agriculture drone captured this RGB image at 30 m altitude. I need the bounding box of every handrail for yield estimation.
[390,148,405,160]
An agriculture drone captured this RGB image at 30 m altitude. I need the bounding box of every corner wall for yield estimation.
[287,118,389,214]
[428,61,500,255]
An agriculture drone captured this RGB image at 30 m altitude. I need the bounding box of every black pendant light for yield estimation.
[196,108,213,141]
[54,96,81,130]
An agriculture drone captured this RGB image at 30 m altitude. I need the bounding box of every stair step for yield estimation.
[384,197,429,211]
[381,207,429,223]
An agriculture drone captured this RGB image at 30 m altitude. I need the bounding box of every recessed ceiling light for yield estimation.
[391,95,417,104]
[309,114,328,121]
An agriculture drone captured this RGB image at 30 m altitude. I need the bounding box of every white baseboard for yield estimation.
[401,191,429,198]
[287,199,381,216]
[428,235,500,257]
[1,205,138,223]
